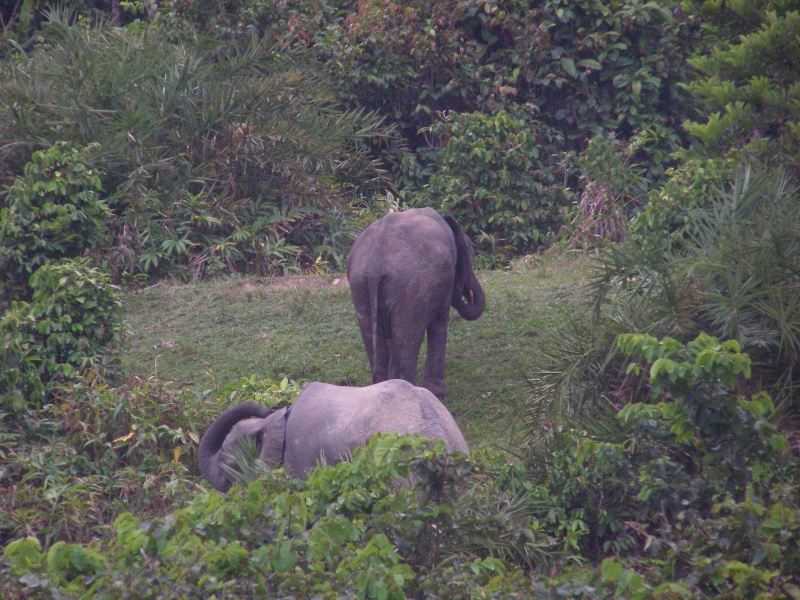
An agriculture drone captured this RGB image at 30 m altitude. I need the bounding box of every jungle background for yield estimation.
[1,0,799,597]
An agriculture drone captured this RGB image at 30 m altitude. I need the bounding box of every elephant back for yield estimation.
[283,380,468,478]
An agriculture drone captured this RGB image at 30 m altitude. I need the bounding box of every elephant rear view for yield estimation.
[346,208,485,398]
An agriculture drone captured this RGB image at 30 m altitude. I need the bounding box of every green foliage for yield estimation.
[0,142,108,298]
[0,1,710,268]
[522,332,799,597]
[679,170,800,390]
[0,9,397,279]
[319,0,697,186]
[1,435,550,598]
[580,166,800,409]
[218,374,304,410]
[419,110,570,263]
[680,3,800,168]
[0,259,123,415]
[11,0,700,191]
[0,375,303,550]
[627,155,739,257]
[520,166,800,594]
[568,136,648,247]
[3,3,800,596]
[579,136,646,200]
[1,381,190,549]
[617,332,751,393]
[527,430,638,559]
[1,302,46,414]
[688,170,800,363]
[164,0,339,43]
[1,0,149,54]
[1,254,797,599]
[616,333,778,488]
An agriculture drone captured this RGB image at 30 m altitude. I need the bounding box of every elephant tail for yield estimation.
[199,401,274,491]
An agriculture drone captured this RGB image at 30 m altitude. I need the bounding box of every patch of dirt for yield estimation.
[237,275,348,293]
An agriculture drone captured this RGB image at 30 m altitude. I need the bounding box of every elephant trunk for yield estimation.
[199,402,272,492]
[453,272,485,320]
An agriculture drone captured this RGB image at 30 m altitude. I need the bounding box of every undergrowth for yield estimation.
[2,334,799,599]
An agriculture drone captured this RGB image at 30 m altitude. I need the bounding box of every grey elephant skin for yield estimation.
[199,379,469,492]
[346,207,485,398]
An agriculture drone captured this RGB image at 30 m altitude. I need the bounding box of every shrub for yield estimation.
[1,435,552,598]
[599,166,800,402]
[319,0,696,175]
[0,9,397,279]
[538,165,800,426]
[419,109,570,264]
[680,5,800,170]
[0,259,123,415]
[522,332,799,597]
[568,136,648,247]
[0,377,306,550]
[6,349,795,599]
[0,142,108,300]
[626,155,739,258]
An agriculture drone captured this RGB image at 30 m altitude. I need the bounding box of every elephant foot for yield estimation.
[424,380,448,399]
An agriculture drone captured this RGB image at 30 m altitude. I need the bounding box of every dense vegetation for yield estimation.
[2,0,799,598]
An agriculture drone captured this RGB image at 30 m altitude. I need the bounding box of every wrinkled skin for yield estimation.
[199,380,469,492]
[346,208,485,398]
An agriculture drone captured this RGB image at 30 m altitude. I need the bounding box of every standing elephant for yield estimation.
[346,208,485,398]
[199,379,469,492]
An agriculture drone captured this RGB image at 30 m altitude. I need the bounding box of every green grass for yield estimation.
[122,249,595,447]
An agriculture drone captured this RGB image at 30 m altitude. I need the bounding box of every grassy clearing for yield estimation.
[122,249,595,447]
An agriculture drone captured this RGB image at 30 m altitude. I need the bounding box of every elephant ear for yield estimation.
[444,215,471,304]
[257,407,290,469]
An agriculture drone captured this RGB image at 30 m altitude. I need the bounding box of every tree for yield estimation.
[681,2,800,171]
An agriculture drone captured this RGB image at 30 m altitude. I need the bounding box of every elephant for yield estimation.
[198,379,469,492]
[346,208,485,398]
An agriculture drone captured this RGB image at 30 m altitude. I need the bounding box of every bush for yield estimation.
[418,109,570,264]
[0,376,304,549]
[626,155,738,258]
[319,0,696,175]
[1,434,551,598]
[5,350,797,599]
[0,142,108,300]
[680,5,800,170]
[568,136,648,247]
[0,259,123,415]
[522,332,799,598]
[0,9,397,279]
[535,165,800,423]
[597,166,800,403]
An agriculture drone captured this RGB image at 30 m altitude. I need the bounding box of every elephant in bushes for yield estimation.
[346,208,485,398]
[199,379,469,492]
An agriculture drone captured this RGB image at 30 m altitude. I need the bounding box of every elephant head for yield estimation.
[445,216,485,321]
[198,380,469,492]
[198,401,288,493]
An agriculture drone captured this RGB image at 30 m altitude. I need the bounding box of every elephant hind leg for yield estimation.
[372,334,390,383]
[388,325,425,386]
[423,317,449,398]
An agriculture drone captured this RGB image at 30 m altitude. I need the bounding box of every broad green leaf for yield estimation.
[601,557,622,582]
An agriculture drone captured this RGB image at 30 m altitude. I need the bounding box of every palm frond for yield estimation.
[517,165,800,451]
